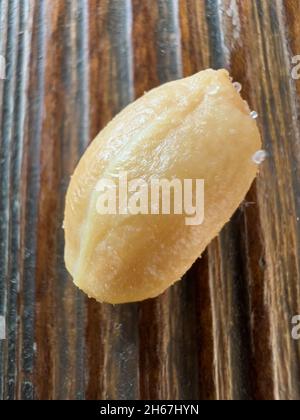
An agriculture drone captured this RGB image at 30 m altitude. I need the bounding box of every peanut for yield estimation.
[64,69,261,304]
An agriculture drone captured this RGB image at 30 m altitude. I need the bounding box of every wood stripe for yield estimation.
[19,0,46,401]
[0,0,20,400]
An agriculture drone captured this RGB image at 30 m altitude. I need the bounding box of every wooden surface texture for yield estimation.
[0,0,300,400]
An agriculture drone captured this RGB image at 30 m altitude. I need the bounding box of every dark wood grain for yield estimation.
[0,0,299,400]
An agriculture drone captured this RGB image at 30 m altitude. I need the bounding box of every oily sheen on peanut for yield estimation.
[64,69,261,304]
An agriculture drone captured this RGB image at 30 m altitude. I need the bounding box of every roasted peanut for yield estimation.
[64,69,261,304]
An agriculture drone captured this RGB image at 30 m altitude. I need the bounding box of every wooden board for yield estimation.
[0,0,300,400]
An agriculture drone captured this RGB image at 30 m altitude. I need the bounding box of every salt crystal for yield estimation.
[233,82,242,93]
[252,149,267,164]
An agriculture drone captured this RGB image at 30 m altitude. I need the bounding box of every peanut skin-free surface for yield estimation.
[65,69,261,303]
[1,0,300,400]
